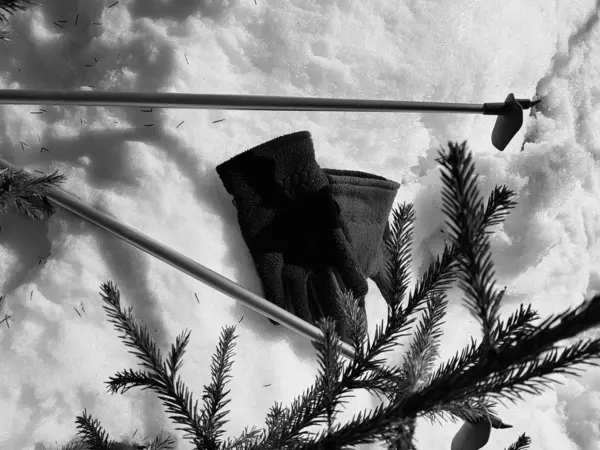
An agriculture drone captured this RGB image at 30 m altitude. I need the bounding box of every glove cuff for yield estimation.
[323,169,401,280]
[323,168,401,192]
[216,131,328,201]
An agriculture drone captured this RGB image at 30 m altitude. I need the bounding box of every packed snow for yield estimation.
[1,0,600,449]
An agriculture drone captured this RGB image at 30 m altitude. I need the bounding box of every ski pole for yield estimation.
[0,156,357,360]
[0,89,540,150]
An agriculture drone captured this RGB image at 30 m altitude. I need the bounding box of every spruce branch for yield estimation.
[0,0,37,26]
[505,433,531,450]
[0,29,11,45]
[403,177,518,338]
[257,317,358,449]
[345,203,419,379]
[60,430,176,450]
[426,301,540,392]
[475,336,600,407]
[383,415,417,450]
[435,141,506,349]
[380,203,416,310]
[98,281,215,449]
[257,287,413,449]
[297,141,600,449]
[369,176,521,405]
[391,180,518,336]
[100,284,169,383]
[406,246,458,318]
[106,367,166,395]
[199,326,238,448]
[74,409,116,450]
[490,303,540,350]
[384,292,449,448]
[395,303,600,436]
[494,294,600,367]
[219,426,264,450]
[52,138,600,450]
[59,441,88,450]
[481,185,518,233]
[258,377,329,449]
[0,167,66,231]
[293,174,520,448]
[143,431,177,450]
[402,292,449,392]
[421,396,498,427]
[301,401,410,449]
[414,294,600,416]
[337,289,369,358]
[59,442,94,449]
[312,317,346,431]
[348,365,410,402]
[253,208,424,450]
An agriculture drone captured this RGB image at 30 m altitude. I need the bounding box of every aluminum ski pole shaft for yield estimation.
[0,88,526,114]
[0,156,356,360]
[0,89,540,150]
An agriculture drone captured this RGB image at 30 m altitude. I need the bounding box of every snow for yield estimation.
[1,0,600,449]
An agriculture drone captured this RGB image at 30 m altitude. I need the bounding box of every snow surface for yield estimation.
[1,0,600,449]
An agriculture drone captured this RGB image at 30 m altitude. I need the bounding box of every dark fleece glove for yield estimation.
[216,131,368,334]
[323,169,401,337]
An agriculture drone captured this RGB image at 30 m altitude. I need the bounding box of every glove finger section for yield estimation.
[307,279,326,325]
[282,265,314,324]
[254,252,286,310]
[313,268,352,344]
[331,229,369,299]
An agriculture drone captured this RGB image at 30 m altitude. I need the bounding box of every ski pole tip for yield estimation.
[530,98,542,108]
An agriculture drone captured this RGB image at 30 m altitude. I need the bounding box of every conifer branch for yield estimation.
[37,139,600,450]
[144,431,177,450]
[337,290,369,358]
[73,409,116,450]
[255,206,419,448]
[257,318,358,449]
[301,401,407,448]
[199,326,237,448]
[383,415,417,450]
[268,149,535,448]
[98,281,211,449]
[427,302,540,390]
[105,367,166,394]
[384,292,449,448]
[296,141,598,449]
[402,292,449,391]
[347,203,418,381]
[481,184,519,232]
[348,365,409,401]
[258,379,329,448]
[100,285,168,380]
[219,426,263,450]
[0,167,66,231]
[435,141,505,349]
[477,336,600,406]
[490,303,540,350]
[59,442,87,450]
[422,396,498,427]
[380,203,416,310]
[414,294,600,416]
[0,0,37,26]
[505,433,531,450]
[312,317,345,431]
